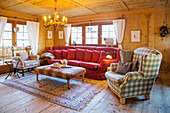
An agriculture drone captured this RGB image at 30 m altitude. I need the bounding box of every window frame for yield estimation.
[71,26,83,45]
[70,22,117,47]
[16,24,30,47]
[2,22,13,47]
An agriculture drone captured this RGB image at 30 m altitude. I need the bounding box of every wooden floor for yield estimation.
[0,72,170,113]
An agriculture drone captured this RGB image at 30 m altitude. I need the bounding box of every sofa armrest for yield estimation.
[29,55,40,60]
[97,59,118,73]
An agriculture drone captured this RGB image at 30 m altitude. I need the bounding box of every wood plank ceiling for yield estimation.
[0,0,169,17]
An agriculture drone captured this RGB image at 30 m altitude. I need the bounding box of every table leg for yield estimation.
[67,79,70,89]
[5,62,12,79]
[36,73,39,81]
[22,69,24,76]
[82,74,84,82]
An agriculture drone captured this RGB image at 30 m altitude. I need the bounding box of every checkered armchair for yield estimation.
[12,46,40,76]
[105,47,162,104]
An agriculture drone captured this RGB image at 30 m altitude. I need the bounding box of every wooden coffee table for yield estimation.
[34,65,86,89]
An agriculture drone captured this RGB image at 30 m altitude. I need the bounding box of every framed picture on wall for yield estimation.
[47,31,52,39]
[131,30,141,42]
[59,31,63,39]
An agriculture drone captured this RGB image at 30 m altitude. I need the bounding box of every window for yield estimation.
[85,25,98,44]
[71,27,82,44]
[2,23,12,47]
[17,24,30,47]
[102,25,116,45]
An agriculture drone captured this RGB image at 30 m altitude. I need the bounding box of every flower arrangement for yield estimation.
[160,25,169,37]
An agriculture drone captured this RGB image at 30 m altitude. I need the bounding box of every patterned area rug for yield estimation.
[0,73,107,110]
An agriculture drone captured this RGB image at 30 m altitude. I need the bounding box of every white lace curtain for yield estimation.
[26,21,39,55]
[113,19,126,49]
[64,24,71,46]
[0,17,7,46]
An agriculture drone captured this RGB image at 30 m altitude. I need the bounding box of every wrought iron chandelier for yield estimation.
[43,0,68,29]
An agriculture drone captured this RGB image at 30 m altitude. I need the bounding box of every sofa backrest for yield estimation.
[49,46,120,63]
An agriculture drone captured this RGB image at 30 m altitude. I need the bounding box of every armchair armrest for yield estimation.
[121,71,144,87]
[12,56,24,67]
[29,55,40,60]
[13,56,24,62]
[97,59,118,73]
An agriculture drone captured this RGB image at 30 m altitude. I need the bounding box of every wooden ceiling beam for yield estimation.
[2,0,30,9]
[2,0,52,12]
[69,0,99,14]
[164,0,168,7]
[119,0,130,11]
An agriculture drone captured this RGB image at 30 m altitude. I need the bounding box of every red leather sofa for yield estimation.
[47,46,120,80]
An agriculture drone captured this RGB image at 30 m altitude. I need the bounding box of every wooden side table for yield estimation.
[4,60,20,79]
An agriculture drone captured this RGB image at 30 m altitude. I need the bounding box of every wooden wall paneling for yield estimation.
[148,12,170,73]
[12,21,17,46]
[123,14,148,50]
[54,27,65,47]
[45,28,54,50]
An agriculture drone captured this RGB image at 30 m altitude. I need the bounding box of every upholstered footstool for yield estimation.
[34,64,86,89]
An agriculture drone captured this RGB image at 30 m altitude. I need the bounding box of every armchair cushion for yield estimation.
[19,52,28,61]
[120,49,133,63]
[115,62,132,74]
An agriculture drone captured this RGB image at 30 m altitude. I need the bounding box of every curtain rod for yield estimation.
[0,15,38,22]
[69,16,125,25]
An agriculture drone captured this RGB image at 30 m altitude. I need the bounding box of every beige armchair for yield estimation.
[105,47,162,104]
[12,46,40,76]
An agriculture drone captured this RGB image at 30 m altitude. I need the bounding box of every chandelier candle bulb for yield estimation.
[48,15,51,19]
[43,0,68,29]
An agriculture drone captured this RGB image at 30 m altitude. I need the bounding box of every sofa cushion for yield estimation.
[54,50,62,59]
[76,49,85,60]
[80,62,99,70]
[61,49,68,59]
[67,49,76,60]
[68,60,82,66]
[84,49,93,62]
[91,50,100,63]
[19,52,28,61]
[48,50,55,56]
[97,51,107,63]
[47,59,62,64]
